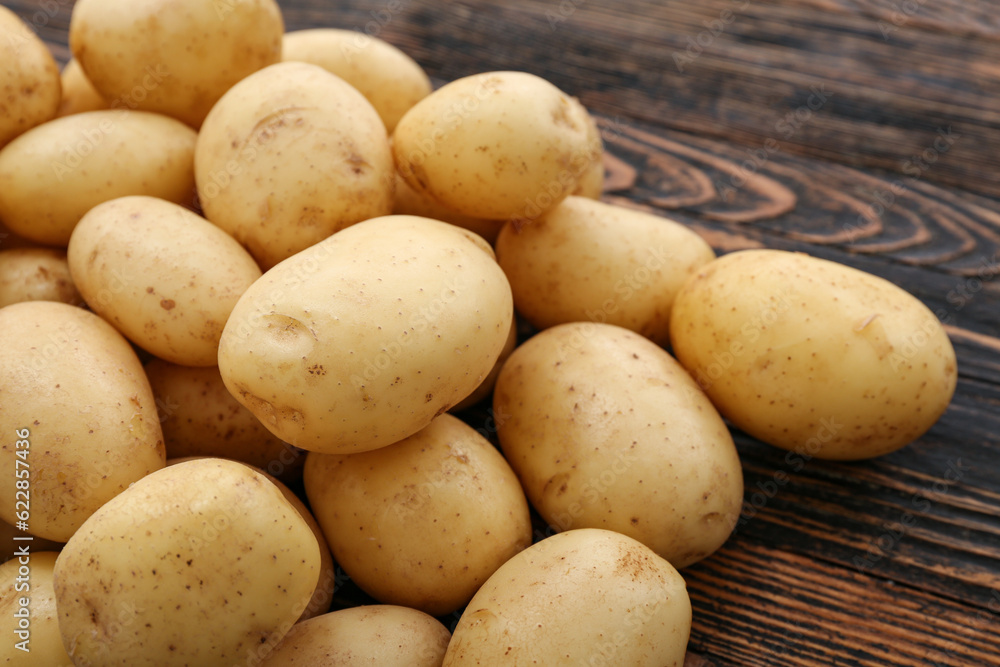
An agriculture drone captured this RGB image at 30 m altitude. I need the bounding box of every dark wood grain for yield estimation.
[5,0,999,665]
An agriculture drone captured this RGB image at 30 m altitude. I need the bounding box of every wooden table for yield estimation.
[11,1,999,664]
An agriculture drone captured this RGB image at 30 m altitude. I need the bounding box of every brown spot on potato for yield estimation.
[160,299,175,310]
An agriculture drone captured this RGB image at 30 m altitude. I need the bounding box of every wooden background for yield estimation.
[8,0,999,664]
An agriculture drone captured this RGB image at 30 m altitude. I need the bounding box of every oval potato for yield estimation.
[0,248,81,308]
[0,553,72,666]
[0,6,60,148]
[55,59,109,118]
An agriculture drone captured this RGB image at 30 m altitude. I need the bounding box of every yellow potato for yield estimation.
[494,322,743,568]
[304,414,531,616]
[0,301,165,542]
[69,0,283,128]
[572,152,605,199]
[451,315,517,412]
[0,552,72,666]
[0,111,197,246]
[669,249,958,460]
[0,248,81,308]
[0,6,60,148]
[443,529,691,666]
[53,459,321,666]
[394,174,505,245]
[67,196,262,367]
[219,215,513,454]
[262,605,451,667]
[393,71,601,221]
[0,519,62,564]
[283,29,432,133]
[55,59,109,118]
[196,61,395,269]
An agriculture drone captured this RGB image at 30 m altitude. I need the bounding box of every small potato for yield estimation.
[0,248,81,308]
[0,553,73,666]
[393,71,601,221]
[451,315,517,412]
[262,605,451,667]
[283,29,432,133]
[55,59,109,118]
[443,529,691,666]
[53,459,321,665]
[0,111,197,246]
[496,196,715,346]
[0,302,165,542]
[669,249,959,460]
[196,62,395,269]
[394,174,505,245]
[69,0,283,128]
[304,414,531,616]
[494,322,743,568]
[572,152,605,199]
[68,196,262,367]
[0,6,60,148]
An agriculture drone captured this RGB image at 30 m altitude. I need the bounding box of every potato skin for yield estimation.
[53,459,321,666]
[55,59,108,118]
[0,302,165,542]
[0,248,81,308]
[669,249,958,460]
[443,529,691,666]
[0,6,61,148]
[494,322,743,568]
[219,215,513,454]
[0,552,73,666]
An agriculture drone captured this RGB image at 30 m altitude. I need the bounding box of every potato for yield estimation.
[0,111,197,246]
[262,605,450,667]
[0,552,72,666]
[393,71,601,221]
[283,29,432,133]
[0,301,165,542]
[0,519,62,564]
[572,152,606,199]
[0,6,60,148]
[146,360,304,484]
[669,249,959,460]
[0,219,34,252]
[0,248,81,308]
[494,322,743,568]
[496,196,714,346]
[451,315,517,412]
[443,528,691,666]
[55,59,109,118]
[69,0,283,128]
[196,61,395,269]
[219,215,513,454]
[394,174,505,245]
[53,459,320,666]
[67,196,262,366]
[304,413,531,616]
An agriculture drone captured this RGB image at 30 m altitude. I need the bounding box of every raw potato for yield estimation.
[393,71,601,220]
[0,552,73,666]
[669,249,959,460]
[572,152,606,199]
[494,322,743,568]
[218,215,513,454]
[394,174,505,245]
[304,414,532,616]
[451,315,517,412]
[262,605,451,667]
[283,29,432,133]
[496,196,715,346]
[55,59,108,118]
[0,519,62,564]
[0,248,81,308]
[443,529,691,666]
[146,360,304,484]
[68,196,262,367]
[196,61,395,269]
[0,301,165,542]
[69,0,283,128]
[53,459,321,666]
[0,6,61,148]
[0,111,197,246]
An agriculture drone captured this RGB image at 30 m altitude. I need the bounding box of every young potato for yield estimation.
[0,552,73,666]
[393,71,601,221]
[394,174,505,245]
[55,59,109,118]
[443,529,691,666]
[0,519,62,563]
[262,606,451,667]
[494,322,743,568]
[69,0,283,128]
[669,249,959,460]
[196,62,394,269]
[572,152,606,199]
[68,196,262,367]
[496,196,715,346]
[53,459,321,666]
[283,29,432,133]
[0,302,165,542]
[219,215,513,454]
[451,315,517,412]
[0,248,81,308]
[0,111,197,246]
[0,6,61,148]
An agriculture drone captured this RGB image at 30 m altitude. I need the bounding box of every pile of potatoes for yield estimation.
[0,1,958,665]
